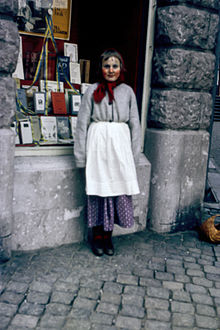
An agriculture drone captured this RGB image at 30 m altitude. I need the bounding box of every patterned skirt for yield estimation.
[87,195,134,232]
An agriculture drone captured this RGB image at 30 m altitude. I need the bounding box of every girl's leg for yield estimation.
[87,195,115,256]
[91,225,104,256]
[87,196,104,256]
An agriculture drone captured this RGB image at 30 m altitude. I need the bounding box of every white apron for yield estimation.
[86,122,140,197]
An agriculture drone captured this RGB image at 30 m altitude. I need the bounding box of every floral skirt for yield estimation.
[87,195,134,232]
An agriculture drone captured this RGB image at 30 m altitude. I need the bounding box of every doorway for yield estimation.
[74,0,148,110]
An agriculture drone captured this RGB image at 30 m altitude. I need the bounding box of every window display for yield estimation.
[13,6,91,148]
[17,0,72,40]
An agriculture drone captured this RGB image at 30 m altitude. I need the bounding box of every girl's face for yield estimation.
[102,56,121,82]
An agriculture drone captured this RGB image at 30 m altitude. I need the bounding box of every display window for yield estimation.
[13,0,149,154]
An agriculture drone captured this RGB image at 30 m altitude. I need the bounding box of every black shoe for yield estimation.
[103,237,114,256]
[91,238,104,256]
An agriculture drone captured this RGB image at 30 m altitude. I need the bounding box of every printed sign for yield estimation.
[17,0,72,40]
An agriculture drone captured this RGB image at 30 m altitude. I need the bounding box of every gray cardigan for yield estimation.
[74,83,141,168]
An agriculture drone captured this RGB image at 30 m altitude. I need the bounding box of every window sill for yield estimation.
[15,145,74,157]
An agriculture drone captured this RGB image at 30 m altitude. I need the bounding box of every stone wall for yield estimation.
[0,0,19,261]
[12,154,151,251]
[145,0,219,232]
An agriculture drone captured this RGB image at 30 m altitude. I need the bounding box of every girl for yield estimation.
[74,49,141,256]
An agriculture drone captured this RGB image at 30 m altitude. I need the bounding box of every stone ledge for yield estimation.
[0,129,15,236]
[12,153,151,251]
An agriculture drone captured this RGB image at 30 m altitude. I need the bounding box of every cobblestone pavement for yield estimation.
[1,229,220,330]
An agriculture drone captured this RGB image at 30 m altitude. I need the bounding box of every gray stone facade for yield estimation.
[0,0,19,261]
[145,0,219,232]
[0,0,219,259]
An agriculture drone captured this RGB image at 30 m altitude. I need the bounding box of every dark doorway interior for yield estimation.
[74,0,148,109]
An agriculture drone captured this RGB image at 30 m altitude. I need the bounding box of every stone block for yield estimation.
[145,128,209,233]
[156,6,219,50]
[12,153,151,251]
[0,129,14,263]
[152,48,216,91]
[0,77,17,128]
[158,0,219,10]
[0,20,19,73]
[12,155,86,251]
[149,89,213,129]
[0,19,19,44]
[0,129,15,236]
[0,41,19,73]
[0,0,18,16]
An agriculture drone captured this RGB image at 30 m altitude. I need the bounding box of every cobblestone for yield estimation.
[1,230,220,329]
[172,313,195,327]
[120,304,145,318]
[195,314,220,329]
[145,297,169,310]
[96,301,119,315]
[171,301,195,314]
[147,286,170,299]
[50,291,75,305]
[116,274,138,285]
[19,301,45,316]
[38,314,66,328]
[11,314,39,328]
[172,290,191,303]
[122,294,144,307]
[155,271,174,281]
[123,285,145,296]
[174,274,190,283]
[163,281,184,291]
[196,304,216,317]
[115,315,142,330]
[90,312,114,325]
[100,292,121,305]
[26,291,50,305]
[147,308,171,322]
[192,276,213,288]
[144,320,171,330]
[139,277,161,287]
[191,293,214,305]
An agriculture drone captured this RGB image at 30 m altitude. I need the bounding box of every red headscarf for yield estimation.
[93,49,125,104]
[93,74,124,104]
